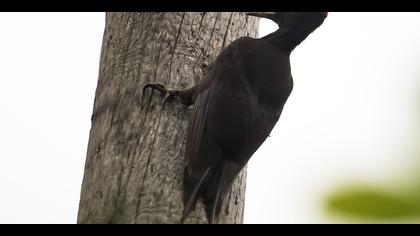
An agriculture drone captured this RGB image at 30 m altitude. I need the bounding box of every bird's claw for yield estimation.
[143,83,168,95]
[143,83,176,104]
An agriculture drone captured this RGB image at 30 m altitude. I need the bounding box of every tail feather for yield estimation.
[182,159,241,224]
[208,162,227,224]
[209,187,221,224]
[181,167,211,223]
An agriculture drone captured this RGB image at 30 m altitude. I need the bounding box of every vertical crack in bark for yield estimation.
[134,102,167,223]
[211,13,220,39]
[192,50,204,84]
[197,12,206,34]
[207,12,220,50]
[152,42,163,84]
[166,12,186,86]
[221,12,234,50]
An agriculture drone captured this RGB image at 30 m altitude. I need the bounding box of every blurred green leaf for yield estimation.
[326,187,420,219]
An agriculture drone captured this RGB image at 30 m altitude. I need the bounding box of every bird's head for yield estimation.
[246,12,328,31]
[246,12,328,50]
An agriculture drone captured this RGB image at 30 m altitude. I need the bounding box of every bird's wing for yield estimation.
[184,37,256,170]
[185,52,258,170]
[182,69,257,221]
[184,87,212,172]
[183,37,282,221]
[182,86,213,219]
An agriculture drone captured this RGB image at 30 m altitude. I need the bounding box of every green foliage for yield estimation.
[326,187,420,220]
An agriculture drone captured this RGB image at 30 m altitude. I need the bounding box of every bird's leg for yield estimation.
[143,83,198,106]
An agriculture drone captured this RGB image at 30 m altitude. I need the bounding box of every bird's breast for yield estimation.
[255,62,293,114]
[258,79,292,115]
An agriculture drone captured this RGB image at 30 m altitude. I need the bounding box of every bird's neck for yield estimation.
[265,23,315,52]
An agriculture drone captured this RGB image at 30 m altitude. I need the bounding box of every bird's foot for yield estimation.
[143,83,177,102]
[143,83,170,96]
[143,83,196,106]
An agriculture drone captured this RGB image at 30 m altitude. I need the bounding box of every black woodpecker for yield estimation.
[144,12,328,223]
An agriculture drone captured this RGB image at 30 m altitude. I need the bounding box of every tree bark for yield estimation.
[77,12,259,224]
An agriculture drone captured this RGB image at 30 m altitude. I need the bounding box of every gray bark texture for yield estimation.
[77,12,259,224]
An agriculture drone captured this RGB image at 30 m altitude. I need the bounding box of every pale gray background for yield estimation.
[0,12,419,223]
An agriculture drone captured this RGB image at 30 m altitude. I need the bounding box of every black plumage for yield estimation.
[144,12,327,223]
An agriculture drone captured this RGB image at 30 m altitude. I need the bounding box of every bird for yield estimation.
[143,12,328,224]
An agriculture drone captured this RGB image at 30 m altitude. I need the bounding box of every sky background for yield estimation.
[0,12,419,223]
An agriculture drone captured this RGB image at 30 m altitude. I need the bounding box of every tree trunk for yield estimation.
[77,12,259,224]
